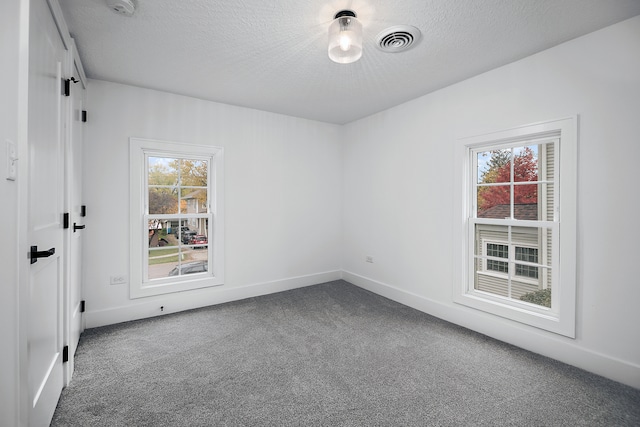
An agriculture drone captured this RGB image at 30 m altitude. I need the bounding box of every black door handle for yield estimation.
[73,223,86,232]
[30,246,55,264]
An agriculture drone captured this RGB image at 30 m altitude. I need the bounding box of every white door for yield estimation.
[27,0,67,424]
[64,47,86,384]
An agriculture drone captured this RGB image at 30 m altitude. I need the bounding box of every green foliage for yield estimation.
[149,188,178,214]
[519,288,551,308]
[483,149,510,175]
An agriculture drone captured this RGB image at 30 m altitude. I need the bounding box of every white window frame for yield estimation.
[129,138,224,298]
[453,117,577,337]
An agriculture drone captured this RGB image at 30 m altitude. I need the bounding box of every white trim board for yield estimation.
[341,270,640,390]
[84,270,342,328]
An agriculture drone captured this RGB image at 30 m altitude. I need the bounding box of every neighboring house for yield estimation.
[183,188,208,236]
[475,204,544,300]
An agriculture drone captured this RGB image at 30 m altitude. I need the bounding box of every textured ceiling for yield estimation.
[58,0,640,124]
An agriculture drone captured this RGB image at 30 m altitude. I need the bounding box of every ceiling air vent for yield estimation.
[106,0,136,16]
[376,25,421,53]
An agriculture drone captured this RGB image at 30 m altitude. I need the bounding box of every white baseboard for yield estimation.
[85,270,342,329]
[342,270,640,390]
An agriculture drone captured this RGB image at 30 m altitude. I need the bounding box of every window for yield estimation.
[130,138,224,298]
[483,241,539,280]
[453,118,577,337]
[515,247,539,279]
[486,243,509,273]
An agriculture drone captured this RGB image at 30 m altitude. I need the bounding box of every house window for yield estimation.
[515,247,539,279]
[130,138,224,298]
[484,242,539,279]
[486,243,509,273]
[453,118,577,337]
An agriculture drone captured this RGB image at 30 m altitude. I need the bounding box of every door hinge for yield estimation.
[82,110,87,122]
[63,78,70,96]
[63,213,70,229]
[80,300,86,313]
[62,345,69,363]
[63,77,79,97]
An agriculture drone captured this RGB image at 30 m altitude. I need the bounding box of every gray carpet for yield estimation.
[52,280,640,426]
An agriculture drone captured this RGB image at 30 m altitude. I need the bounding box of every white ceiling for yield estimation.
[58,0,640,124]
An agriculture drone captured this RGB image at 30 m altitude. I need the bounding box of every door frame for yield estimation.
[62,38,87,385]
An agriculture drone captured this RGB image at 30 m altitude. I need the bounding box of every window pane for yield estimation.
[515,247,538,262]
[516,263,539,278]
[515,245,539,280]
[148,251,181,280]
[148,248,209,280]
[513,183,538,220]
[148,220,179,248]
[148,187,178,214]
[540,182,554,221]
[180,159,208,187]
[187,235,208,249]
[487,241,509,274]
[477,185,511,218]
[513,145,538,182]
[181,188,208,214]
[474,256,510,298]
[148,157,178,186]
[171,260,209,276]
[487,259,508,273]
[519,273,551,308]
[477,149,510,184]
[487,243,508,258]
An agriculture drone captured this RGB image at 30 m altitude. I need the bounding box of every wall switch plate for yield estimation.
[6,139,17,181]
[110,275,127,285]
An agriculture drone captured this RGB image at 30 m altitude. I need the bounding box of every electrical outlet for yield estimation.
[365,256,374,263]
[110,275,127,285]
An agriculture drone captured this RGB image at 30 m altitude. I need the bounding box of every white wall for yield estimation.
[83,81,343,326]
[342,15,640,388]
[0,0,24,425]
[82,16,640,388]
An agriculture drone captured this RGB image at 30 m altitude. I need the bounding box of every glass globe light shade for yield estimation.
[328,11,362,64]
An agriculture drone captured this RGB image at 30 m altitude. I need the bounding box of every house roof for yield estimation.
[478,204,538,220]
[182,188,206,200]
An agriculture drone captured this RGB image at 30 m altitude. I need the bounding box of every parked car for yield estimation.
[168,261,208,276]
[181,230,197,244]
[189,235,208,248]
[174,226,189,239]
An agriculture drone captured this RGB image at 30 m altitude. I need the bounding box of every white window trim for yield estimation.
[129,137,225,298]
[453,117,577,338]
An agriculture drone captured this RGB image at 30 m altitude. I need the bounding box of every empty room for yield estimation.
[2,0,640,425]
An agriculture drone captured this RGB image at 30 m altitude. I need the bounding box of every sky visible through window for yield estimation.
[477,145,538,182]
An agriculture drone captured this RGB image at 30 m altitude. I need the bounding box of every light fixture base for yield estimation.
[334,10,356,19]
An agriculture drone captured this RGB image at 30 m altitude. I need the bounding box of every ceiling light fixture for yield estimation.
[328,10,362,64]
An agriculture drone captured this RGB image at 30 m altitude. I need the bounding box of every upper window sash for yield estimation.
[470,137,559,223]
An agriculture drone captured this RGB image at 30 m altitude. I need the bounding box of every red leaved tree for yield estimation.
[478,147,538,213]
